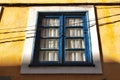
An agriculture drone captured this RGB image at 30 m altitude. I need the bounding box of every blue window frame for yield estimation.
[29,12,94,66]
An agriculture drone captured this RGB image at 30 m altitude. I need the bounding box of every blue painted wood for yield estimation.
[30,12,93,66]
[40,37,59,39]
[44,16,60,18]
[66,26,83,28]
[59,15,63,63]
[63,15,66,63]
[83,12,92,63]
[66,37,84,39]
[86,12,93,63]
[40,26,59,28]
[64,16,82,18]
[40,48,59,51]
[65,48,85,51]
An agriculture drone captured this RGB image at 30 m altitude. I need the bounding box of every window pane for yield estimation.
[66,39,85,49]
[65,51,85,61]
[40,39,59,49]
[66,18,83,26]
[66,28,83,37]
[41,28,59,37]
[39,51,58,61]
[42,18,60,26]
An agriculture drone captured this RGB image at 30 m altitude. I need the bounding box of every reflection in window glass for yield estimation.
[39,51,58,61]
[42,18,60,26]
[66,28,84,37]
[66,18,83,26]
[40,39,59,49]
[66,39,85,49]
[66,51,85,61]
[41,28,59,37]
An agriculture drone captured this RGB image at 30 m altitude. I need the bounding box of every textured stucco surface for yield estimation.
[0,0,120,3]
[0,4,120,80]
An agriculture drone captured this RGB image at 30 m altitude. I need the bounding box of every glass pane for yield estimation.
[66,28,83,37]
[42,18,60,26]
[40,39,58,49]
[66,39,85,49]
[41,28,59,37]
[39,51,58,61]
[65,51,85,61]
[66,18,83,26]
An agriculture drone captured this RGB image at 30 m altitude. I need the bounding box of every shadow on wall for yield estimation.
[0,76,11,80]
[0,62,120,80]
[0,7,4,22]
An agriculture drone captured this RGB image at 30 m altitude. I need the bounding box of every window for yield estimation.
[30,12,94,66]
[21,5,102,74]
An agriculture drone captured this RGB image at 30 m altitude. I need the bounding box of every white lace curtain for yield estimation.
[39,18,85,62]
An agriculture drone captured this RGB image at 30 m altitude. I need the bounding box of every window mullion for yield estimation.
[63,15,66,64]
[59,15,64,64]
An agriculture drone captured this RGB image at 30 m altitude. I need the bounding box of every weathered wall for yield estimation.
[0,0,120,3]
[0,7,28,66]
[0,5,120,80]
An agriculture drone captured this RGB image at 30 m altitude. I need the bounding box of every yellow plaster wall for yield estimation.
[0,7,29,66]
[97,6,120,63]
[0,5,120,80]
[0,6,120,66]
[0,0,120,3]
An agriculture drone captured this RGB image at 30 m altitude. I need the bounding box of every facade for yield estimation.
[0,0,120,80]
